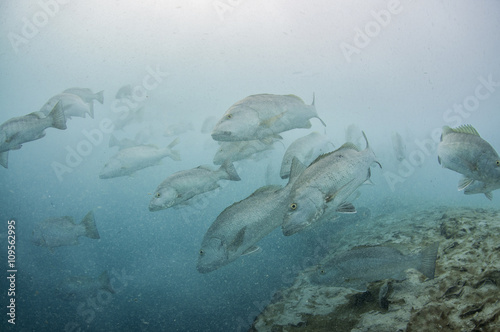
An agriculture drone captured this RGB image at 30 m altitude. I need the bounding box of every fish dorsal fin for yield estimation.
[339,142,361,152]
[336,202,357,213]
[250,185,282,196]
[449,125,480,137]
[285,94,305,103]
[228,226,246,251]
[310,151,335,165]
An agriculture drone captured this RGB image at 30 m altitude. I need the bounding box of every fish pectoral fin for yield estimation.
[228,226,246,251]
[336,202,356,214]
[484,192,493,201]
[260,113,285,128]
[242,246,261,256]
[458,177,474,191]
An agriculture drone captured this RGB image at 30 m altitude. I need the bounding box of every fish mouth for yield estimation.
[211,131,232,141]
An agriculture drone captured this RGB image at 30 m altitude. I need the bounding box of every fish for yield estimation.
[115,84,133,99]
[164,121,194,137]
[112,107,145,131]
[201,116,218,134]
[463,179,500,200]
[437,125,500,190]
[149,160,241,211]
[108,134,141,150]
[308,243,439,291]
[40,93,94,119]
[63,87,104,105]
[280,131,334,179]
[0,102,67,168]
[211,94,326,141]
[345,124,364,148]
[197,158,306,273]
[282,132,381,236]
[99,139,181,179]
[31,211,100,250]
[56,271,115,301]
[391,132,406,162]
[213,136,280,165]
[197,185,287,273]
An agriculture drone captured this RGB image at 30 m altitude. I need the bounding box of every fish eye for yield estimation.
[290,203,297,210]
[320,269,325,275]
[155,192,161,198]
[496,160,500,166]
[199,250,205,256]
[226,114,232,120]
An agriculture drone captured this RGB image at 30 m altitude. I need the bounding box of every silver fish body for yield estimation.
[309,243,439,291]
[282,132,380,236]
[40,93,94,119]
[197,185,288,273]
[213,137,279,165]
[99,139,180,179]
[31,211,99,249]
[211,94,325,141]
[438,125,500,187]
[149,161,241,211]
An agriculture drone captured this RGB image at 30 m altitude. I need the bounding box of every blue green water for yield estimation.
[1,1,499,331]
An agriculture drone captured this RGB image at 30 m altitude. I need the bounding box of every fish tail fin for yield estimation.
[99,271,115,294]
[0,151,9,168]
[96,90,104,104]
[311,92,315,106]
[310,93,327,127]
[88,103,95,119]
[167,138,181,161]
[48,101,67,130]
[81,211,100,239]
[417,242,439,279]
[221,160,241,181]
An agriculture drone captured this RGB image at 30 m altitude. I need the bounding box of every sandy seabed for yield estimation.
[250,206,500,332]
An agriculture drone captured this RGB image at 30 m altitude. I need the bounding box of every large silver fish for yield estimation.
[63,87,104,105]
[99,139,181,179]
[0,102,66,168]
[282,132,381,236]
[31,211,99,250]
[149,160,241,211]
[40,93,94,119]
[463,179,500,200]
[211,94,326,141]
[280,131,334,179]
[56,271,115,301]
[197,159,306,273]
[309,243,439,292]
[438,125,500,190]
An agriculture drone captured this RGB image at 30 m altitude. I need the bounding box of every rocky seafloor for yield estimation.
[250,206,500,332]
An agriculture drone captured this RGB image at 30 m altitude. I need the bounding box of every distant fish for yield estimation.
[56,271,115,301]
[309,243,439,291]
[108,134,140,150]
[345,124,364,148]
[63,87,104,105]
[0,102,66,168]
[437,125,500,190]
[115,84,133,100]
[282,132,381,236]
[391,132,406,162]
[40,93,94,119]
[149,160,241,211]
[211,94,326,141]
[280,132,334,179]
[99,139,181,179]
[213,136,280,165]
[31,211,99,250]
[164,121,194,137]
[113,107,145,131]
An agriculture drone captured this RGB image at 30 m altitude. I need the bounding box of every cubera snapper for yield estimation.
[0,102,66,168]
[308,243,439,292]
[211,94,326,141]
[463,179,500,200]
[31,211,100,250]
[149,160,241,211]
[63,87,104,105]
[213,136,280,165]
[197,158,306,273]
[99,139,181,179]
[282,132,381,236]
[438,125,500,190]
[40,93,94,119]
